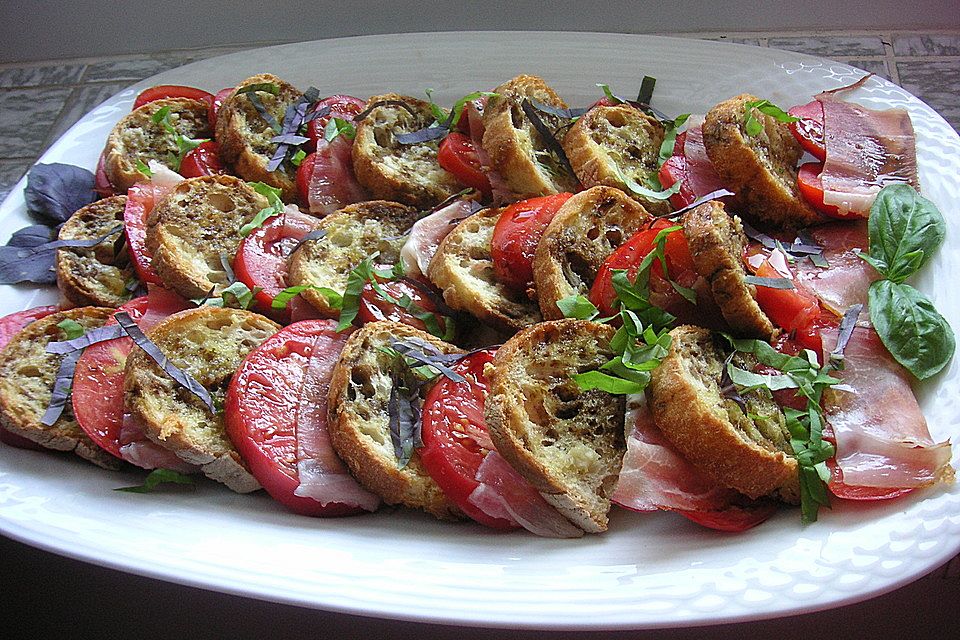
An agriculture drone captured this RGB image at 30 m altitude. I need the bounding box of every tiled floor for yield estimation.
[0,30,957,201]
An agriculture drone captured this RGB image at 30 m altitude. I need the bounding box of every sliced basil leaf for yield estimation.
[726,363,799,391]
[571,370,646,394]
[56,318,85,340]
[47,324,124,354]
[557,294,600,320]
[658,113,690,167]
[271,284,343,310]
[40,350,82,426]
[636,76,656,106]
[742,99,798,136]
[744,275,795,289]
[116,468,196,493]
[611,163,681,201]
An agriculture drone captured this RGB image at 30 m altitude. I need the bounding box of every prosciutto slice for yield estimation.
[681,117,728,199]
[465,101,524,205]
[793,221,879,317]
[818,96,919,216]
[823,326,954,489]
[306,135,369,216]
[399,198,477,277]
[118,412,198,473]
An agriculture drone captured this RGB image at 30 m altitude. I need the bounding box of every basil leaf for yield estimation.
[271,284,343,310]
[611,163,680,201]
[116,468,195,493]
[56,319,86,340]
[24,163,97,224]
[742,99,798,136]
[557,294,600,320]
[658,113,690,167]
[726,363,799,391]
[866,184,945,283]
[571,370,646,394]
[868,279,955,379]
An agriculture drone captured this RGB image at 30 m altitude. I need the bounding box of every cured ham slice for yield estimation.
[306,134,369,215]
[793,221,877,317]
[823,326,954,489]
[118,412,198,473]
[399,198,477,277]
[818,96,919,216]
[681,117,728,199]
[465,101,524,205]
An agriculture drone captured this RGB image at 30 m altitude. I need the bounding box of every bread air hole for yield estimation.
[206,192,236,213]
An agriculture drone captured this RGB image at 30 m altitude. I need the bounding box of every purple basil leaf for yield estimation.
[6,224,56,247]
[46,324,125,354]
[0,244,56,284]
[40,350,82,426]
[24,163,97,224]
[395,126,448,145]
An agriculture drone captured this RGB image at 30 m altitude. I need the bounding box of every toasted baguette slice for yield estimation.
[484,319,626,533]
[287,200,420,316]
[562,105,671,216]
[0,306,119,468]
[533,186,652,319]
[326,320,463,519]
[649,325,799,502]
[702,94,822,229]
[103,97,212,192]
[682,200,775,340]
[481,74,579,199]
[56,195,133,308]
[215,73,303,202]
[352,93,462,208]
[124,307,279,492]
[145,175,268,299]
[427,206,542,333]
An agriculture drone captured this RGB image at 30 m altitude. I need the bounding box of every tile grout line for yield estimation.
[880,32,901,85]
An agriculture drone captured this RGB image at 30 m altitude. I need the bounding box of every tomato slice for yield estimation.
[179,141,225,178]
[676,501,778,532]
[490,193,573,291]
[208,87,234,129]
[787,100,827,161]
[94,150,115,197]
[743,249,821,333]
[438,132,492,198]
[133,85,214,110]
[225,319,364,517]
[305,95,366,152]
[357,278,449,335]
[797,161,865,222]
[420,348,516,529]
[234,207,321,320]
[295,151,317,207]
[123,183,163,286]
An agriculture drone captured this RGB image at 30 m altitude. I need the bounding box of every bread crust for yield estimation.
[326,320,462,519]
[352,93,461,208]
[702,94,823,229]
[103,98,211,192]
[215,73,302,202]
[484,319,626,532]
[682,200,775,340]
[0,306,119,468]
[287,200,420,316]
[649,325,799,502]
[427,206,542,333]
[562,105,671,215]
[481,75,579,199]
[124,306,279,492]
[146,175,268,299]
[532,185,651,319]
[55,195,133,308]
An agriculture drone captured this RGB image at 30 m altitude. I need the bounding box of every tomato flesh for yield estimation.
[94,151,115,197]
[295,151,317,207]
[676,502,778,532]
[123,183,164,286]
[225,319,361,517]
[438,132,492,198]
[305,95,366,152]
[796,161,864,221]
[208,87,234,129]
[133,85,214,110]
[420,349,516,529]
[787,100,827,161]
[491,193,573,291]
[357,278,447,335]
[744,249,821,333]
[179,141,225,178]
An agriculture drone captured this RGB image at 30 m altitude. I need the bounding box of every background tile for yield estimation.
[767,35,887,57]
[898,60,960,130]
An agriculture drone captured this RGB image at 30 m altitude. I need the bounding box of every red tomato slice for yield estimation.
[123,183,164,286]
[225,319,362,517]
[305,95,366,152]
[208,87,234,129]
[676,501,778,532]
[179,141,225,178]
[420,348,516,529]
[743,250,821,333]
[72,289,191,459]
[438,132,492,198]
[357,278,448,335]
[133,85,214,110]
[797,161,865,221]
[491,193,573,291]
[295,151,317,207]
[788,100,827,161]
[589,219,697,316]
[234,208,321,320]
[94,151,115,197]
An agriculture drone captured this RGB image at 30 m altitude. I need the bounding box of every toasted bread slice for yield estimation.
[562,104,671,216]
[55,195,133,308]
[326,320,463,519]
[351,93,462,209]
[533,185,652,319]
[481,75,579,199]
[215,73,303,202]
[145,175,268,299]
[103,97,212,192]
[0,306,119,468]
[124,307,279,492]
[427,206,542,333]
[702,94,822,229]
[649,325,799,502]
[287,200,420,316]
[682,200,775,340]
[484,319,626,533]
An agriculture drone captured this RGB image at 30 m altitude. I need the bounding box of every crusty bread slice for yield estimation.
[427,206,542,333]
[481,74,579,199]
[145,175,268,299]
[124,306,279,492]
[351,93,462,209]
[484,319,626,533]
[56,194,133,308]
[682,200,775,340]
[103,97,211,192]
[533,185,652,319]
[215,73,303,202]
[326,320,463,519]
[562,104,671,216]
[287,200,420,316]
[649,325,799,503]
[0,306,119,468]
[702,93,822,229]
